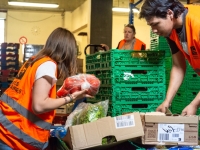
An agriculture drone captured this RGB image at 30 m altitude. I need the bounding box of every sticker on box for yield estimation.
[114,115,135,128]
[157,124,184,142]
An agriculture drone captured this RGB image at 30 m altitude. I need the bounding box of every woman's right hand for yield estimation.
[70,90,94,101]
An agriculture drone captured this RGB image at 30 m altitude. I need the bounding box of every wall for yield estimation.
[112,13,151,49]
[64,11,72,31]
[6,10,63,62]
[74,27,88,73]
[71,1,88,32]
[71,0,89,73]
[4,3,151,69]
[4,1,89,68]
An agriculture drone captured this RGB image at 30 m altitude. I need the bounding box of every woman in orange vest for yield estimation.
[0,27,93,150]
[140,0,200,115]
[101,24,146,50]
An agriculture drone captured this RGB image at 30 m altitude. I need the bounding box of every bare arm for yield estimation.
[32,76,91,114]
[165,50,186,104]
[156,50,186,112]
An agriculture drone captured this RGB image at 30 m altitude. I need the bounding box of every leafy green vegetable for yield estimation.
[72,104,105,125]
[102,136,117,145]
[72,112,79,125]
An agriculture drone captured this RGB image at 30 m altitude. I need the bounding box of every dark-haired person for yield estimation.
[139,0,200,115]
[0,27,93,150]
[101,24,146,50]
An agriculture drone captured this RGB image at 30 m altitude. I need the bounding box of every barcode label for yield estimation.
[159,134,169,141]
[116,121,134,128]
[157,124,184,142]
[114,115,135,128]
[115,115,132,120]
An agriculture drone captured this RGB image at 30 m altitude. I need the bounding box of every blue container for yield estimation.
[169,146,193,150]
[50,126,67,139]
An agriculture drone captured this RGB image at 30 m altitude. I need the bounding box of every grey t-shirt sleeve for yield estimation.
[166,37,180,54]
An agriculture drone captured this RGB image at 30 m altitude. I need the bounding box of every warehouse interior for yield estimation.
[0,0,200,149]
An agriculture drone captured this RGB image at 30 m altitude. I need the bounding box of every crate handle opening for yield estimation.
[131,70,147,74]
[132,87,147,91]
[192,74,197,77]
[132,104,148,108]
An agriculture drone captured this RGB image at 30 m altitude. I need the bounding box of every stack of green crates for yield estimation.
[86,50,166,117]
[171,62,200,114]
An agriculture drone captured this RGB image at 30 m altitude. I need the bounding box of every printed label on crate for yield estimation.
[114,115,135,128]
[157,124,184,142]
[123,72,134,80]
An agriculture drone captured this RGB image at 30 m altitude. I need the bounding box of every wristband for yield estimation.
[63,97,68,104]
[63,94,73,104]
[67,94,73,102]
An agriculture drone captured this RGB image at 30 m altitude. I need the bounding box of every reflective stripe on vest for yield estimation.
[0,94,52,130]
[0,109,47,149]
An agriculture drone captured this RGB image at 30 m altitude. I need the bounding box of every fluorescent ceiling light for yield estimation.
[112,7,139,13]
[8,1,59,8]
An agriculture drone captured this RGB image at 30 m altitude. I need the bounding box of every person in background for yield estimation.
[139,0,200,115]
[101,24,146,50]
[0,27,93,150]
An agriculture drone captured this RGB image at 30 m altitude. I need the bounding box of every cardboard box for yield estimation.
[142,112,199,146]
[63,112,144,150]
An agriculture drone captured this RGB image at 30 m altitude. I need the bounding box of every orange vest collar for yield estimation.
[118,38,146,50]
[169,5,200,75]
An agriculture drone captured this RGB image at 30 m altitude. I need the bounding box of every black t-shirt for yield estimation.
[166,37,179,54]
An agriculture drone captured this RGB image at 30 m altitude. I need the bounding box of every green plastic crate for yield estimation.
[107,103,160,117]
[86,50,165,71]
[88,85,166,104]
[87,67,166,86]
[165,57,172,70]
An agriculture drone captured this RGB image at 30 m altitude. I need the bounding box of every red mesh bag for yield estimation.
[57,74,100,97]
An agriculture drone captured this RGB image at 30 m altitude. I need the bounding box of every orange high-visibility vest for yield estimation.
[0,56,57,150]
[117,38,146,50]
[169,5,200,75]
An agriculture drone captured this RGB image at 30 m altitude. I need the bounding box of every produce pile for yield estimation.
[65,100,109,129]
[72,102,106,125]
